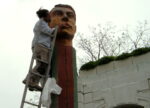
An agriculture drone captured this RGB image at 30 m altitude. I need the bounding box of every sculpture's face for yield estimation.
[49,7,76,39]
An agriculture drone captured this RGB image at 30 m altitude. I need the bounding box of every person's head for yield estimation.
[36,9,50,22]
[49,4,76,40]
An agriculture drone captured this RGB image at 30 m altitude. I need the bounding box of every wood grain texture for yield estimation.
[50,43,77,108]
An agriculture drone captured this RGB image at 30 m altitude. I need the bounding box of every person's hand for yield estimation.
[51,28,56,35]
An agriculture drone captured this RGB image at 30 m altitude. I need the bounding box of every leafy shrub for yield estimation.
[131,47,150,56]
[80,61,97,71]
[80,47,150,71]
[97,56,115,65]
[115,53,131,60]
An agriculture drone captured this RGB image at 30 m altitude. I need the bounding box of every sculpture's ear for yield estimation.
[74,25,77,33]
[48,13,51,22]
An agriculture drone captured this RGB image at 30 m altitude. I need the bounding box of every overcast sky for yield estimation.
[0,0,150,107]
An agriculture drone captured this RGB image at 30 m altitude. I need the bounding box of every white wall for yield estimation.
[78,52,150,108]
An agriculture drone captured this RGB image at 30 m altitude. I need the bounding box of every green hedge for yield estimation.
[97,56,115,65]
[115,53,131,60]
[80,47,150,71]
[80,61,97,70]
[131,47,150,56]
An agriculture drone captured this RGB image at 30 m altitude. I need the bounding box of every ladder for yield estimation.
[20,26,58,108]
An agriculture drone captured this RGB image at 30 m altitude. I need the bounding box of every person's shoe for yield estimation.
[22,79,42,91]
[22,79,26,84]
[28,84,42,91]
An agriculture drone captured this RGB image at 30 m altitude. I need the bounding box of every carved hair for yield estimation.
[51,4,76,20]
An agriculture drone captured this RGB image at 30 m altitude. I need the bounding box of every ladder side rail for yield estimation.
[38,26,58,108]
[20,55,35,108]
[46,26,58,78]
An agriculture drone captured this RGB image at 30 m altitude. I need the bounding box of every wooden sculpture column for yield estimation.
[50,42,78,108]
[48,4,78,108]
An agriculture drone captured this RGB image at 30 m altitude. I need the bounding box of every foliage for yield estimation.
[115,53,131,60]
[80,61,97,70]
[131,47,150,56]
[80,56,115,71]
[80,47,150,71]
[97,56,115,65]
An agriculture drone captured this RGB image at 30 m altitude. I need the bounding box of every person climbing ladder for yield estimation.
[23,8,56,91]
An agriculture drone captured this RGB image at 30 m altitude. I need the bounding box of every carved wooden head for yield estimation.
[49,4,76,41]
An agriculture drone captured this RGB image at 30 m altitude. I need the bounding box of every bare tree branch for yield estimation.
[75,21,150,65]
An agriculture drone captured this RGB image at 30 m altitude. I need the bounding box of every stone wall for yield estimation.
[78,52,150,108]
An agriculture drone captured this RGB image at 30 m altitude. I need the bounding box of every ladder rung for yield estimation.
[33,58,49,64]
[31,72,46,78]
[24,101,39,107]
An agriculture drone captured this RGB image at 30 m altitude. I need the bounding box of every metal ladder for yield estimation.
[20,26,58,108]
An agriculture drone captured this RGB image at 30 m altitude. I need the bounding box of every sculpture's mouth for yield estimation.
[60,23,72,29]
